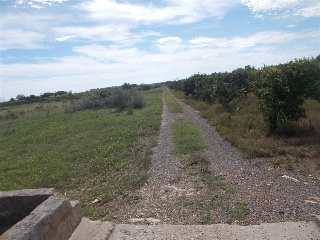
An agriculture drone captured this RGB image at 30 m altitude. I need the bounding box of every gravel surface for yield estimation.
[108,92,319,225]
[147,96,178,184]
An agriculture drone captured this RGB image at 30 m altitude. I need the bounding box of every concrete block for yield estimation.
[1,195,82,240]
[69,218,115,240]
[0,188,54,235]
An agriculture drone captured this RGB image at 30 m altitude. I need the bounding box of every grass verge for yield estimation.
[0,88,163,219]
[171,119,207,155]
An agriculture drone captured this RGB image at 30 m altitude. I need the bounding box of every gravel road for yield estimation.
[110,91,319,225]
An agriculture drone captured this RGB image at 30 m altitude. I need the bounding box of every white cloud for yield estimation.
[189,31,310,50]
[78,0,240,24]
[53,25,132,42]
[55,35,74,42]
[158,37,182,44]
[297,4,320,18]
[242,0,320,18]
[53,25,160,47]
[0,29,46,50]
[13,0,68,8]
[72,44,145,63]
[0,9,160,51]
[157,37,184,53]
[0,13,62,50]
[1,12,55,31]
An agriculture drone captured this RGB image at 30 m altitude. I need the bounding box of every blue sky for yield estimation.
[0,0,319,101]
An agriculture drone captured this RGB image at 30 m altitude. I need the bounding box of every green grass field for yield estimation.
[0,88,163,218]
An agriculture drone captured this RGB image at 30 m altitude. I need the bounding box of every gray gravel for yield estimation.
[147,95,178,184]
[180,100,320,224]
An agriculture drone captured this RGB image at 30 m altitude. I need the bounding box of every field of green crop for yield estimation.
[0,88,163,218]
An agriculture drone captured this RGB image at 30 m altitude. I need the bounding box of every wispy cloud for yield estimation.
[55,35,74,42]
[72,44,145,63]
[0,12,65,50]
[78,0,240,24]
[188,31,303,50]
[157,37,184,53]
[53,25,132,42]
[12,0,68,8]
[0,29,46,50]
[241,0,320,18]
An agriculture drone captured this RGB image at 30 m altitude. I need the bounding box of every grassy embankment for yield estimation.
[171,89,320,173]
[0,88,163,219]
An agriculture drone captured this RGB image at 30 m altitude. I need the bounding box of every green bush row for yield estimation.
[167,56,320,133]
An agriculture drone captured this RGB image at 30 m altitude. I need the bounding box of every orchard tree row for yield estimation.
[167,56,320,133]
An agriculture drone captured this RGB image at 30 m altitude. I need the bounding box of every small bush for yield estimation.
[107,88,145,112]
[107,88,132,111]
[76,96,106,111]
[132,90,146,108]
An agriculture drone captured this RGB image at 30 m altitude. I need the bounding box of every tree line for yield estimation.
[167,55,320,133]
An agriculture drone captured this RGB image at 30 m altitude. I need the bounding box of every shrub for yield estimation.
[132,90,146,108]
[107,88,132,111]
[107,88,145,112]
[253,57,320,133]
[75,96,106,111]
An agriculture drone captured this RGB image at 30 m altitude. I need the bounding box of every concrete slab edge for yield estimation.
[314,215,320,228]
[0,188,55,198]
[1,195,82,240]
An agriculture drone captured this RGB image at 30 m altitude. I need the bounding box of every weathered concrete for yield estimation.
[69,218,115,240]
[0,188,54,235]
[1,195,81,240]
[315,215,320,228]
[108,221,320,240]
